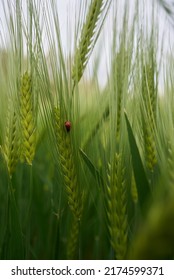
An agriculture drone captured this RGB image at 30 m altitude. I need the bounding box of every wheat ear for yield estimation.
[20,71,36,165]
[142,64,157,172]
[142,63,157,130]
[2,111,20,177]
[143,124,157,172]
[54,107,82,259]
[72,0,104,85]
[106,153,128,259]
[67,218,79,260]
[54,107,82,220]
[166,141,174,192]
[113,49,128,140]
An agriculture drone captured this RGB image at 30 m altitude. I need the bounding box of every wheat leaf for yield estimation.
[79,148,104,188]
[124,112,151,214]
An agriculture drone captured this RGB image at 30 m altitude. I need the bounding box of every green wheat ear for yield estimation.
[143,124,157,171]
[2,111,20,178]
[54,107,82,259]
[67,218,79,260]
[72,0,104,85]
[54,107,82,220]
[142,63,157,172]
[20,71,36,165]
[166,140,174,193]
[106,153,128,260]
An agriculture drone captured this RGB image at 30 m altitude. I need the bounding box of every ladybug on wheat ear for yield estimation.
[65,121,71,132]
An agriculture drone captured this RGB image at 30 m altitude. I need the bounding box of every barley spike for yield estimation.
[20,71,36,165]
[72,0,104,85]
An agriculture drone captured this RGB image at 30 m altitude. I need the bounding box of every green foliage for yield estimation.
[125,112,151,215]
[0,0,173,260]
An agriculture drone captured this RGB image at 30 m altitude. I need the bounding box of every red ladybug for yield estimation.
[65,121,71,132]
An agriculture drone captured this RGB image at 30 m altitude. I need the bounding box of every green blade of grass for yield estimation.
[124,112,151,214]
[79,148,104,188]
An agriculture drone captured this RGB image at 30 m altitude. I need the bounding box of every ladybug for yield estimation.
[65,121,71,132]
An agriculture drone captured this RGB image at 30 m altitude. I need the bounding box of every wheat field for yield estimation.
[0,0,174,260]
